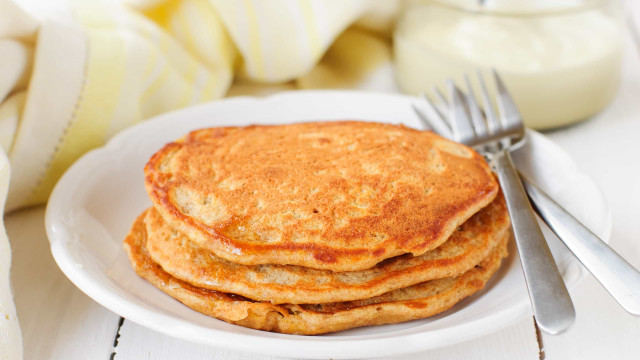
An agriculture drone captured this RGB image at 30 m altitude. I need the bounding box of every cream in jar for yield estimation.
[394,2,623,129]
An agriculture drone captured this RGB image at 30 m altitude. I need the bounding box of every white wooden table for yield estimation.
[7,11,640,360]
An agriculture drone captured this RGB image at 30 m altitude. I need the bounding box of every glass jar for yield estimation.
[394,0,624,129]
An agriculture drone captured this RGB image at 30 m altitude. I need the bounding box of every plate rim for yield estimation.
[44,90,612,359]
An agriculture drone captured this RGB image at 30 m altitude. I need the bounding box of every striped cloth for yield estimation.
[0,0,399,357]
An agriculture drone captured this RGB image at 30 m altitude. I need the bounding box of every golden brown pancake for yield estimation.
[144,122,498,271]
[124,211,509,335]
[143,192,509,304]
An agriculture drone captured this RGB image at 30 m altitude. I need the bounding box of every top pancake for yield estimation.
[145,121,498,271]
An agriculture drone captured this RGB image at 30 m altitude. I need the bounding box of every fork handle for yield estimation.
[522,176,640,316]
[494,150,576,334]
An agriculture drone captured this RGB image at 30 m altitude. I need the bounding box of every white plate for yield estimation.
[45,91,611,359]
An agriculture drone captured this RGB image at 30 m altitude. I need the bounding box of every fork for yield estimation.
[415,70,640,320]
[413,70,576,335]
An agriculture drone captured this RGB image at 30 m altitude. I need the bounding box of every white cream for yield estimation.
[394,3,623,129]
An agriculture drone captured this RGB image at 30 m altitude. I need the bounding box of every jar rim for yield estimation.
[421,0,606,17]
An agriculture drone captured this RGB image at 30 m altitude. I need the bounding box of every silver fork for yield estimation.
[416,71,640,320]
[416,71,640,319]
[413,70,575,335]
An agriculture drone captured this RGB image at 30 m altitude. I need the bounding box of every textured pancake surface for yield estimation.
[124,211,509,335]
[144,192,509,304]
[145,121,498,271]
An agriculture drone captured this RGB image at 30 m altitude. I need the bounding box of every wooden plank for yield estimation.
[6,207,120,360]
[114,317,539,360]
[391,318,539,360]
[542,277,640,360]
[115,319,281,360]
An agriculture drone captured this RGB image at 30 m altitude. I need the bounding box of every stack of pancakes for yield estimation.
[124,121,510,335]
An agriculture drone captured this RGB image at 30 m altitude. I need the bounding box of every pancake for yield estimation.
[124,211,509,335]
[144,121,498,271]
[143,191,509,304]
